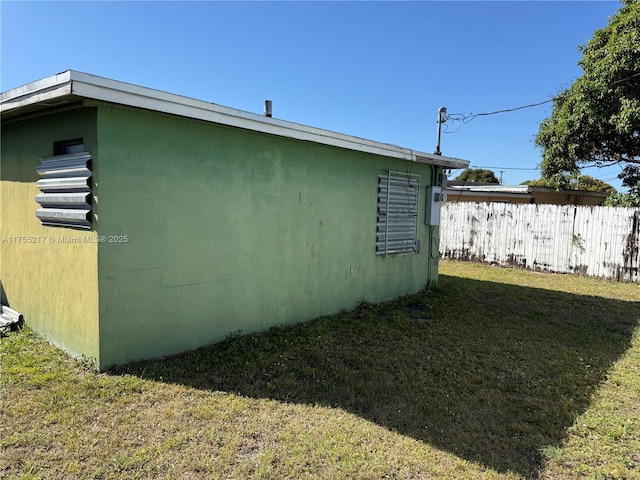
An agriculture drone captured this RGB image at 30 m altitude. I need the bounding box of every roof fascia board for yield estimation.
[0,71,71,104]
[0,83,72,113]
[2,70,469,169]
[415,155,468,169]
[73,78,421,161]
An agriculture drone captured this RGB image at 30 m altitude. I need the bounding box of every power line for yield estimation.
[598,174,624,181]
[471,165,539,171]
[443,71,640,127]
[470,99,555,118]
[443,99,558,126]
[441,72,639,183]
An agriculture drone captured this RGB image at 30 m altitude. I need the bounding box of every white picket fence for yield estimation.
[440,202,640,282]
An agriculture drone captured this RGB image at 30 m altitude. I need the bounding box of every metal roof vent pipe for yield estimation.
[264,100,272,118]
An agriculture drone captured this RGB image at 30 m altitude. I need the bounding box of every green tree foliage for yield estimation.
[575,175,617,193]
[605,192,640,206]
[535,0,640,200]
[521,175,615,193]
[521,178,550,187]
[454,168,500,184]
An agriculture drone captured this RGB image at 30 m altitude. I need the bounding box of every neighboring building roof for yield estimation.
[447,183,533,194]
[444,183,609,205]
[1,70,469,170]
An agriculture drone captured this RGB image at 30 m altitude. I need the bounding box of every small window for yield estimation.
[35,139,92,229]
[376,171,420,255]
[54,138,85,155]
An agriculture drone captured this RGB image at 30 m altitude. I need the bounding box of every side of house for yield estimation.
[1,71,468,368]
[95,102,446,367]
[1,107,100,359]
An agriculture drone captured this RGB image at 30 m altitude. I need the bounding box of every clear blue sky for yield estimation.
[1,1,626,190]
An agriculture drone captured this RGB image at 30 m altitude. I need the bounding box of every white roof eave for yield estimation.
[0,71,74,112]
[1,70,470,169]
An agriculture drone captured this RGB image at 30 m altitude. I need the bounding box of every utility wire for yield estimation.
[472,165,539,171]
[443,98,559,127]
[441,73,639,184]
[442,71,640,128]
[469,98,555,118]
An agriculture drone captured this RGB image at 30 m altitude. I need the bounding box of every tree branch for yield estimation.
[614,154,640,165]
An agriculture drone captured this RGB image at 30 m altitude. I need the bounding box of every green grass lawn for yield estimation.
[2,261,640,479]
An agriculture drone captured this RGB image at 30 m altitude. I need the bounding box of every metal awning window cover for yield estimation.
[35,152,92,229]
[377,171,420,255]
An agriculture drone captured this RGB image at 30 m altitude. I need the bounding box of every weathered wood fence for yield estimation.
[440,202,640,282]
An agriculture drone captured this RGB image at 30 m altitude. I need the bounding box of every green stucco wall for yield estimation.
[0,107,100,360]
[96,104,441,368]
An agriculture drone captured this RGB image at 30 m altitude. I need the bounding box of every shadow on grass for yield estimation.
[113,275,640,477]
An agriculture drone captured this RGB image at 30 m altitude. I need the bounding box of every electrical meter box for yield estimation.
[425,186,447,225]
